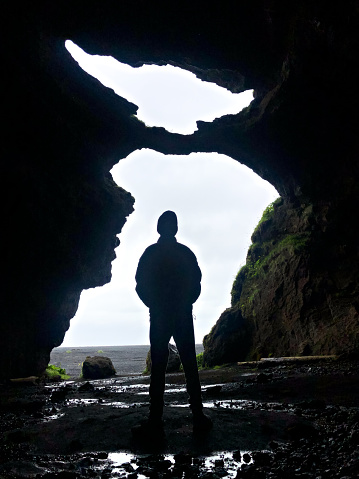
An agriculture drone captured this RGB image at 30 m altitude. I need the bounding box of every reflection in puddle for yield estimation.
[172,399,295,412]
[203,451,251,474]
[67,398,98,406]
[202,383,225,389]
[165,387,187,393]
[109,452,142,476]
[95,383,149,393]
[202,399,251,409]
[108,451,252,478]
[66,398,148,408]
[44,412,65,421]
[172,399,251,409]
[104,401,148,408]
[44,381,75,389]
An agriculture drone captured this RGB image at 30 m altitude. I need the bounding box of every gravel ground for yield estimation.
[0,356,358,478]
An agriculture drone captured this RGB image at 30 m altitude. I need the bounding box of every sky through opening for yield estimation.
[62,41,278,347]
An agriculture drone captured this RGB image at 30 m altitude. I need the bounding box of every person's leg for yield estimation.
[173,307,212,433]
[149,312,172,421]
[173,308,212,434]
[173,309,203,414]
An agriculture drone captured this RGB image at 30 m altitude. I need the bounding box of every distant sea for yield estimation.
[50,344,204,379]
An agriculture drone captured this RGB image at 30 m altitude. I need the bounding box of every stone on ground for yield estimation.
[82,356,116,379]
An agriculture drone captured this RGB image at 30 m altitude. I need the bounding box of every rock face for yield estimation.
[82,356,116,380]
[204,198,359,365]
[2,2,359,378]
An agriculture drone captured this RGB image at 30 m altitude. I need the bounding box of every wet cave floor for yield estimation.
[1,357,359,478]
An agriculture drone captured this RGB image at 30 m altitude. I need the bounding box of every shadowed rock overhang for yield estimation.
[2,2,359,378]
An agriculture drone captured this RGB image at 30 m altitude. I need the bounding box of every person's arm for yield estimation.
[135,249,153,308]
[188,249,202,304]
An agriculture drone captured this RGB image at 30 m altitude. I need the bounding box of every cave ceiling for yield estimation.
[48,1,359,200]
[6,2,358,200]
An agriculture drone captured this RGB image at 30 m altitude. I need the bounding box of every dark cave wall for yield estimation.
[2,2,359,378]
[2,8,141,379]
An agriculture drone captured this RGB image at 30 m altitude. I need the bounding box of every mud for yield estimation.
[1,357,358,478]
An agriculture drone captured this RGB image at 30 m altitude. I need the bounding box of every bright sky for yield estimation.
[62,41,278,347]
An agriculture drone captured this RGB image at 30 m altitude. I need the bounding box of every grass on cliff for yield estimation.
[231,197,311,307]
[252,199,278,237]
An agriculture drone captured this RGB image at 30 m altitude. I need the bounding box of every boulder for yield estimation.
[82,356,116,379]
[146,344,182,373]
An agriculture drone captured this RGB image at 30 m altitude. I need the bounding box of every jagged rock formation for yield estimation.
[203,198,359,365]
[2,2,359,378]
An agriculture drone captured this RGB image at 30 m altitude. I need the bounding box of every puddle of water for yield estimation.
[122,384,149,391]
[172,399,295,412]
[202,383,225,389]
[95,383,149,394]
[135,385,189,395]
[164,387,187,393]
[108,452,138,475]
[104,401,148,408]
[202,399,252,409]
[44,381,76,389]
[43,412,65,421]
[107,451,252,477]
[204,451,251,475]
[65,398,148,409]
[171,400,251,409]
[66,398,99,407]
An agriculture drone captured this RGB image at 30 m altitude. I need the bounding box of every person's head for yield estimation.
[157,211,178,237]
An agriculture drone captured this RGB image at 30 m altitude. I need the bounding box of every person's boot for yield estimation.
[192,411,213,434]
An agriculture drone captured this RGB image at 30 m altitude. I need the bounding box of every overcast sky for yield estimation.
[62,41,278,347]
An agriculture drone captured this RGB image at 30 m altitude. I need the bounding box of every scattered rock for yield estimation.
[242,453,251,464]
[233,450,242,461]
[251,450,272,466]
[174,453,192,465]
[51,388,69,403]
[206,385,222,395]
[82,356,116,379]
[78,381,95,392]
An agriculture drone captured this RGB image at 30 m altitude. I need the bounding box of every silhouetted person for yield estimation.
[134,211,212,436]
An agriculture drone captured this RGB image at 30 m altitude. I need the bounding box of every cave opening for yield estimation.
[62,41,278,347]
[65,40,254,134]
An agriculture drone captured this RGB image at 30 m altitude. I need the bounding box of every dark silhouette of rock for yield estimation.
[203,306,254,367]
[82,356,116,380]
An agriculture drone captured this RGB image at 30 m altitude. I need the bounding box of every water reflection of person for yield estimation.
[134,211,212,436]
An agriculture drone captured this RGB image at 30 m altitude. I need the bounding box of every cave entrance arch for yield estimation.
[65,40,254,135]
[62,149,278,347]
[60,41,278,348]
